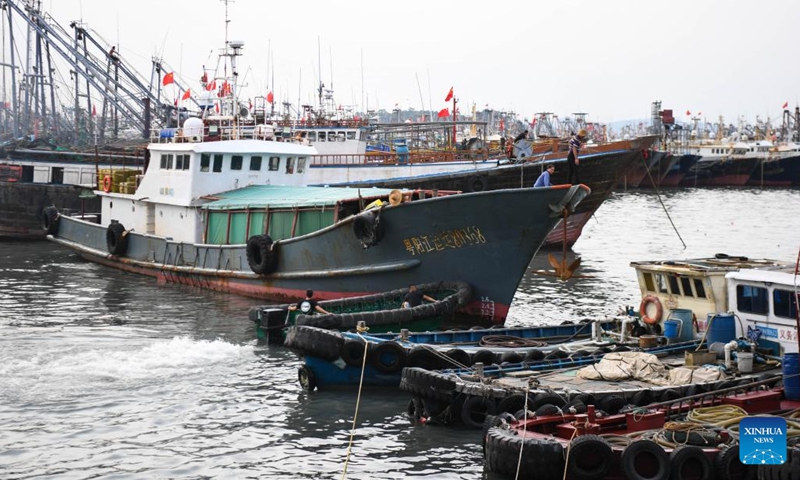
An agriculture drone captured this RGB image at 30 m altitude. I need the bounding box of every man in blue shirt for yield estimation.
[533,164,555,187]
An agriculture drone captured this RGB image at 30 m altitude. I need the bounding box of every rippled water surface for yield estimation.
[1,187,799,479]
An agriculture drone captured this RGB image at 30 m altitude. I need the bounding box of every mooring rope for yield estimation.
[341,324,370,480]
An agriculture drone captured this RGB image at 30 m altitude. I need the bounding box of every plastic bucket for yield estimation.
[737,352,754,373]
[664,320,681,342]
[706,313,736,345]
[668,308,695,342]
[783,353,800,401]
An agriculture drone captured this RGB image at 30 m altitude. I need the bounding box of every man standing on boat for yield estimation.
[533,164,555,187]
[289,290,331,315]
[402,285,436,308]
[567,129,587,184]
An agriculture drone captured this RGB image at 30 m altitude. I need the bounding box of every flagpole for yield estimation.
[452,95,456,150]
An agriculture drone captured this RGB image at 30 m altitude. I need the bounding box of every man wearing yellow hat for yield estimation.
[567,129,588,184]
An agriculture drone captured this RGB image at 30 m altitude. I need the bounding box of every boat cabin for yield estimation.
[630,255,796,352]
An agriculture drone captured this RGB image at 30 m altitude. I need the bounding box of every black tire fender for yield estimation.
[461,395,497,429]
[246,235,278,274]
[298,365,317,391]
[444,348,471,368]
[284,326,345,361]
[670,446,712,480]
[406,346,444,370]
[566,434,613,480]
[41,205,60,235]
[106,221,128,255]
[370,342,407,374]
[353,209,384,248]
[340,338,369,367]
[471,349,497,366]
[620,440,670,480]
[715,444,756,480]
[468,175,488,192]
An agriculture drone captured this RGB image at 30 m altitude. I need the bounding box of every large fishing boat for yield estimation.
[680,142,761,186]
[45,112,590,325]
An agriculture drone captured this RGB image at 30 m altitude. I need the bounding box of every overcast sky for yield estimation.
[41,0,800,125]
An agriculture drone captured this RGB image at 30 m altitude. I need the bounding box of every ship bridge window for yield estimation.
[774,289,798,319]
[250,156,262,171]
[213,154,223,173]
[307,132,317,142]
[644,273,656,292]
[336,133,346,142]
[668,275,680,295]
[160,154,174,170]
[269,156,280,171]
[327,132,337,142]
[286,157,295,174]
[176,154,190,170]
[694,279,706,298]
[680,277,693,297]
[736,284,768,315]
[297,157,307,173]
[347,131,356,140]
[200,154,210,172]
[359,131,366,141]
[655,274,668,294]
[317,132,326,142]
[231,155,243,171]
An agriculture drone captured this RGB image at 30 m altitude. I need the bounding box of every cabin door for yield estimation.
[145,203,156,235]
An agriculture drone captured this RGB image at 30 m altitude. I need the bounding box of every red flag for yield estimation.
[214,102,219,113]
[91,105,96,117]
[266,91,274,103]
[205,80,216,91]
[444,87,453,102]
[499,119,504,131]
[437,108,449,118]
[182,89,191,100]
[249,100,253,110]
[162,72,174,86]
[685,110,691,116]
[783,101,789,109]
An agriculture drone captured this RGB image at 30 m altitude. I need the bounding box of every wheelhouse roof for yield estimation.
[201,185,405,210]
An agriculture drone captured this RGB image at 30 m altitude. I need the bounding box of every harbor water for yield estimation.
[1,188,799,479]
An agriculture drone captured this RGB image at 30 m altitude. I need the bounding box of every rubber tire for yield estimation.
[469,176,488,192]
[498,393,533,415]
[444,348,471,368]
[42,205,60,235]
[406,346,444,370]
[500,351,524,363]
[566,434,613,480]
[370,342,407,374]
[106,222,128,255]
[353,210,384,247]
[246,235,278,274]
[669,445,712,480]
[471,349,497,366]
[621,440,670,480]
[717,444,757,480]
[340,338,368,367]
[484,427,564,479]
[532,392,567,409]
[284,326,345,361]
[298,365,317,391]
[461,395,497,429]
[407,397,423,420]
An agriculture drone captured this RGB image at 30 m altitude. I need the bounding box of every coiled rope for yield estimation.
[479,335,548,348]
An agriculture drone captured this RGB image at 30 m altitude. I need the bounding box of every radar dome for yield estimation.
[183,117,204,137]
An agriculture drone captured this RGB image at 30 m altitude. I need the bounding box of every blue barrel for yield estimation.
[667,308,695,342]
[664,320,680,342]
[784,353,800,400]
[706,313,736,345]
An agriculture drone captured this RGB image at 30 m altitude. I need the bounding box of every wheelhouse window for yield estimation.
[250,156,262,171]
[655,274,668,294]
[346,131,356,140]
[774,289,798,319]
[269,156,280,171]
[668,275,680,295]
[317,131,326,142]
[176,154,190,170]
[231,155,243,171]
[307,132,317,142]
[693,279,706,299]
[213,154,223,173]
[286,157,295,174]
[327,132,337,142]
[296,157,307,174]
[160,154,174,170]
[643,273,656,292]
[680,277,693,297]
[200,154,210,172]
[736,284,768,315]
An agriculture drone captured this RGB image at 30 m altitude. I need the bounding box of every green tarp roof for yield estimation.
[202,185,404,210]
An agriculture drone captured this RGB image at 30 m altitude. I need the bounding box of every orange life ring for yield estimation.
[639,295,663,325]
[102,174,112,193]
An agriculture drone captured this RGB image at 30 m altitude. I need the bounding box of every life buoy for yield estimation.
[102,174,112,193]
[41,205,60,235]
[639,295,663,325]
[620,440,670,480]
[106,221,128,255]
[566,434,613,480]
[245,235,278,274]
[353,210,384,248]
